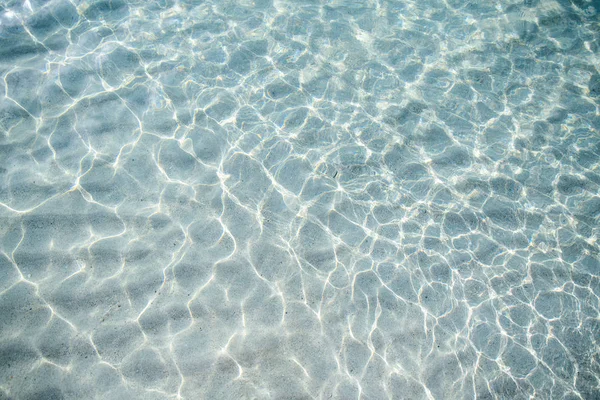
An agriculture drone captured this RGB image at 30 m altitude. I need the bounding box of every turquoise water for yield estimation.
[1,0,599,399]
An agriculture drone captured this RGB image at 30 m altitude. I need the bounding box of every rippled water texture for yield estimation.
[1,0,600,399]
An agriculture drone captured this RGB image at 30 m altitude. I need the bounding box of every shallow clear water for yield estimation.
[1,0,599,399]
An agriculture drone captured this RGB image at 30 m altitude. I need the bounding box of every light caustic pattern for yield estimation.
[0,0,599,399]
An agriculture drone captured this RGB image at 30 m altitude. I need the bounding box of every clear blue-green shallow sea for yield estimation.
[0,0,599,399]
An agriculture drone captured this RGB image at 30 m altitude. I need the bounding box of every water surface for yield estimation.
[1,0,599,399]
